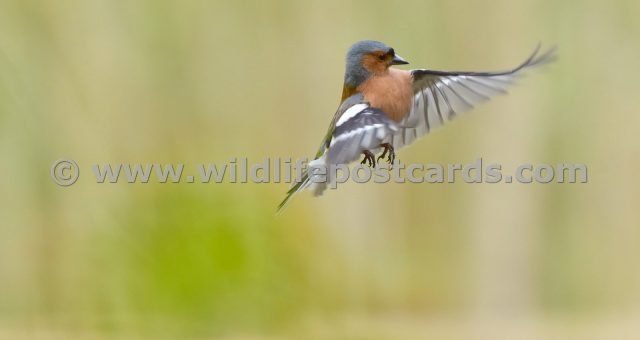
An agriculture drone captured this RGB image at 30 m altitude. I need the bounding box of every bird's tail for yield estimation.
[276,156,328,214]
[276,171,310,214]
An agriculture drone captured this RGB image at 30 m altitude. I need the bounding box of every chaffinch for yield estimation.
[278,40,556,212]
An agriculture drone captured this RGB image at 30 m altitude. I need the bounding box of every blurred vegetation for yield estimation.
[0,0,639,338]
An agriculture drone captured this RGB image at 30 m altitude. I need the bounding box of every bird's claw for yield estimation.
[360,150,376,168]
[377,143,395,165]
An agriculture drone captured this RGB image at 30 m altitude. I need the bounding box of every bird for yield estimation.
[278,40,556,212]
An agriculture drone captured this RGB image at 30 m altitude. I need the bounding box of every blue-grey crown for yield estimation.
[344,40,391,87]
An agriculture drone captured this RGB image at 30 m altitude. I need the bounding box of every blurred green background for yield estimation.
[1,0,639,339]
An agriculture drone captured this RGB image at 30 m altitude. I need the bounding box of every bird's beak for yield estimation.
[391,54,409,65]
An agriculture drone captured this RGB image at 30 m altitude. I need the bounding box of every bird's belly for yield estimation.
[360,71,413,122]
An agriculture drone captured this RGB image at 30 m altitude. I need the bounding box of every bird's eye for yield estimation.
[378,55,386,61]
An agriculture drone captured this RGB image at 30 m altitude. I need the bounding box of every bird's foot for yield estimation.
[377,143,395,164]
[360,150,376,168]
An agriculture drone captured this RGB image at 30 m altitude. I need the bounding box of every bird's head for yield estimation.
[344,40,409,87]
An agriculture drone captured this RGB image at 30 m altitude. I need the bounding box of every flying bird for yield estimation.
[278,40,556,212]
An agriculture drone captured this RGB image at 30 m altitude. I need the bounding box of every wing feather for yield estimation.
[328,106,398,165]
[388,45,556,149]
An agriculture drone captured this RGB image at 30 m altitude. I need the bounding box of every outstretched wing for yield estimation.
[389,45,557,148]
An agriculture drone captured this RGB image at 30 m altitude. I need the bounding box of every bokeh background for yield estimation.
[1,0,639,339]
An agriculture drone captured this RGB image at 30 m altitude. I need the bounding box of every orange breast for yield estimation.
[358,68,413,122]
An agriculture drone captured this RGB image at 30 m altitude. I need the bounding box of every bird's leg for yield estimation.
[377,143,395,164]
[360,150,376,168]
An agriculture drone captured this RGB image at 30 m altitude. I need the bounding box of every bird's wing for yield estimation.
[325,104,399,165]
[313,93,366,159]
[277,101,398,212]
[388,45,557,149]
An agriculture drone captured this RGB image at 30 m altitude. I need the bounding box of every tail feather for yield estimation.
[276,155,330,213]
[276,172,309,214]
